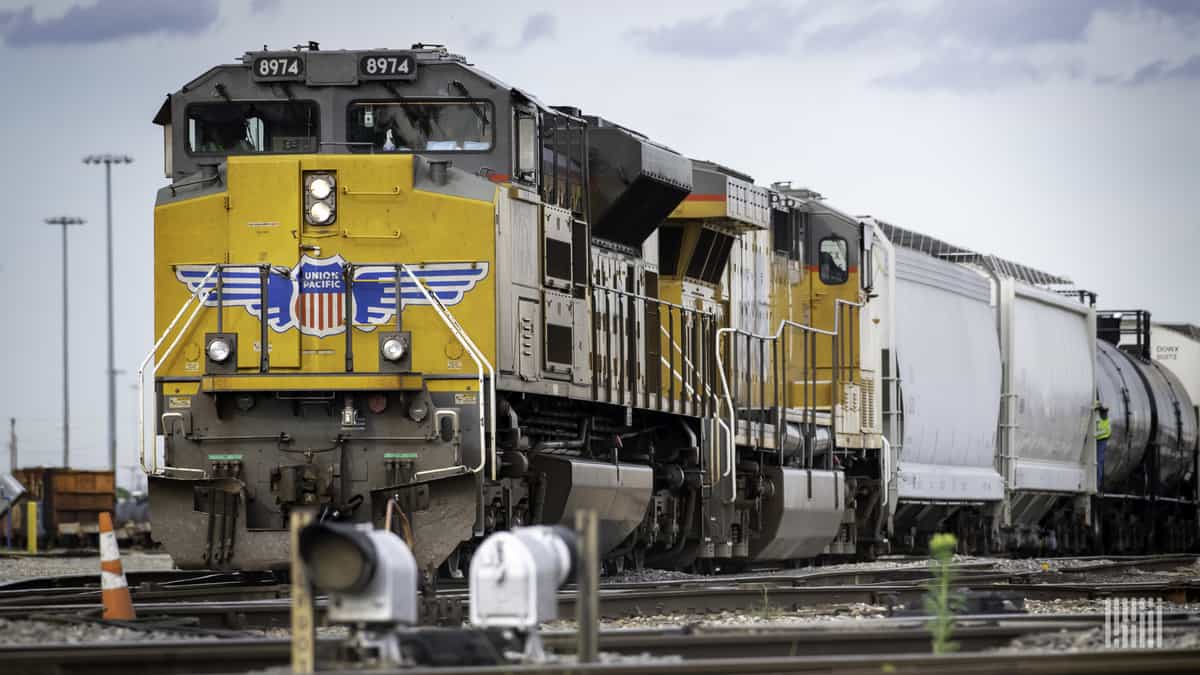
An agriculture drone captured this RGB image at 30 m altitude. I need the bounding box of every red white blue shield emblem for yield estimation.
[297,255,347,338]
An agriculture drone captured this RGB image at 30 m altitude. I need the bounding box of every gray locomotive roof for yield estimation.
[874,220,1072,287]
[154,44,561,124]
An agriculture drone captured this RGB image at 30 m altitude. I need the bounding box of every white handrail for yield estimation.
[401,264,497,482]
[880,435,891,510]
[713,327,742,506]
[659,324,714,400]
[137,265,219,475]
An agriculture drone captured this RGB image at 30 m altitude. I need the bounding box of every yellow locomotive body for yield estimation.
[153,151,500,569]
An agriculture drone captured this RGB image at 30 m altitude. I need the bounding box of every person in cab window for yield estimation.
[200,121,254,154]
[820,241,846,283]
[1095,404,1112,486]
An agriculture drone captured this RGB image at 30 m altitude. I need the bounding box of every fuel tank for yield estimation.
[528,455,653,554]
[749,467,844,560]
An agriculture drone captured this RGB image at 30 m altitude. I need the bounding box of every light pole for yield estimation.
[83,154,132,472]
[44,216,86,468]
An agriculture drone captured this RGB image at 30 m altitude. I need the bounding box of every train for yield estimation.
[143,43,1198,574]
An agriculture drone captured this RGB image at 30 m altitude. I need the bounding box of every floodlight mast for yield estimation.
[83,154,133,472]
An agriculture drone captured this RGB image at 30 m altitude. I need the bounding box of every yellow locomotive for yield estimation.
[146,44,883,573]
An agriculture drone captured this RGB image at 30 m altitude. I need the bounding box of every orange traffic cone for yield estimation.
[99,512,136,620]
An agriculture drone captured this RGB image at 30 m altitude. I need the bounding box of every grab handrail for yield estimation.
[137,265,219,476]
[399,264,497,482]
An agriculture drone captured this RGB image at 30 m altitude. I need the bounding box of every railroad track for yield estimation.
[0,554,1196,630]
[6,615,1200,675]
[2,577,1196,632]
[2,553,1192,606]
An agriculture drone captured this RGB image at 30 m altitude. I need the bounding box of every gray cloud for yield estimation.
[803,7,914,52]
[1138,0,1200,21]
[874,51,1044,92]
[806,0,1200,53]
[932,1,1100,46]
[0,0,219,47]
[1126,54,1200,85]
[521,12,556,44]
[627,1,808,58]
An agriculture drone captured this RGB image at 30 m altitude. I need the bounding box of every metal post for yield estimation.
[84,154,132,472]
[25,500,37,554]
[8,418,15,473]
[290,509,315,673]
[575,509,599,663]
[45,217,85,467]
[104,162,115,472]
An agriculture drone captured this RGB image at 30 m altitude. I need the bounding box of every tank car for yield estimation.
[144,44,884,573]
[1095,311,1199,551]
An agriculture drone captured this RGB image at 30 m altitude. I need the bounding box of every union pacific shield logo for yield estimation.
[297,256,349,337]
[175,255,489,338]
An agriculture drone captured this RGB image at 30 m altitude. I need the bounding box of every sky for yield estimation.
[0,0,1197,480]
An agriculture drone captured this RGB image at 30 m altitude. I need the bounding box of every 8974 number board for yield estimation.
[252,55,304,81]
[359,52,417,80]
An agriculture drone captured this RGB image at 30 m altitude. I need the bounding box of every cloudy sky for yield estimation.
[1,0,1196,477]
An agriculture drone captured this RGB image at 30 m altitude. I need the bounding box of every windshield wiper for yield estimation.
[448,80,490,131]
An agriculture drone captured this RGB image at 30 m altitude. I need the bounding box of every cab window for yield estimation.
[818,236,848,285]
[187,102,318,155]
[347,100,494,153]
[513,107,538,184]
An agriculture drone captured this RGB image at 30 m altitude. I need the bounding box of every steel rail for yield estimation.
[5,577,1197,630]
[5,620,1200,675]
[2,554,1194,607]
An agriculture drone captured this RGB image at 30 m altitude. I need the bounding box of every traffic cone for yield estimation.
[99,512,136,620]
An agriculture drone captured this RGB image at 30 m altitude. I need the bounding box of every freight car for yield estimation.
[872,224,1197,554]
[1094,311,1199,551]
[7,468,115,547]
[144,44,884,573]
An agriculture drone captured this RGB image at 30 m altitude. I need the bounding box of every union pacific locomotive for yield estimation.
[146,44,1197,574]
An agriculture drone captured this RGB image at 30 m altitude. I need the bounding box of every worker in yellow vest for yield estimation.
[1095,405,1112,489]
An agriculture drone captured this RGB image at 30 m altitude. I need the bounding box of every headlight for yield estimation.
[381,336,407,362]
[308,176,334,200]
[207,338,232,363]
[408,398,429,423]
[308,201,333,225]
[303,171,337,226]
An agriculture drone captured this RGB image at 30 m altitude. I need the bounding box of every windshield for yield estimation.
[347,100,493,153]
[819,236,848,285]
[187,101,318,155]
